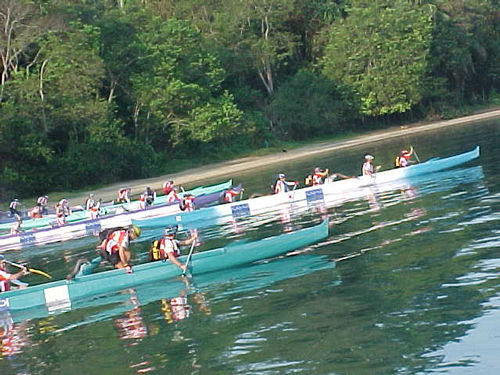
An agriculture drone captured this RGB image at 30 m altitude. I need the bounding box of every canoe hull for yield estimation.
[0,220,329,313]
[0,180,233,251]
[135,146,480,229]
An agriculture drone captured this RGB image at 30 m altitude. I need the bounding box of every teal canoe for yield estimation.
[0,220,328,313]
[0,179,233,232]
[10,253,336,324]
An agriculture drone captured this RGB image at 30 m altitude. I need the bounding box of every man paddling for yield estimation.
[149,225,196,272]
[0,255,29,292]
[362,154,381,177]
[97,225,142,273]
[395,146,415,168]
[312,167,329,185]
[274,174,298,194]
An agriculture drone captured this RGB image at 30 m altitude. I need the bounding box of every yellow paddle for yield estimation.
[6,260,52,279]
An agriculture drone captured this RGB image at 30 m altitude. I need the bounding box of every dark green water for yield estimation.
[1,119,498,375]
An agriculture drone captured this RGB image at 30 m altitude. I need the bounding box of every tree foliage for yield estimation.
[0,0,498,199]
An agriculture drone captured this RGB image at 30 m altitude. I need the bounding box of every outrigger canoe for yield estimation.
[0,179,233,232]
[134,146,480,229]
[0,220,328,313]
[0,181,239,252]
[8,253,336,323]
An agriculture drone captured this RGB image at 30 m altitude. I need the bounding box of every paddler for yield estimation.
[162,180,181,203]
[274,174,298,194]
[9,217,22,235]
[28,203,43,219]
[37,195,49,214]
[139,186,156,209]
[149,225,196,272]
[179,193,195,212]
[0,255,29,292]
[395,146,415,168]
[220,186,242,203]
[9,199,21,219]
[162,180,175,195]
[362,154,381,177]
[116,187,131,204]
[97,225,142,273]
[312,167,329,185]
[85,194,96,211]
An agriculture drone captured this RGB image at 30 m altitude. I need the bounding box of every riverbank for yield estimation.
[15,108,500,208]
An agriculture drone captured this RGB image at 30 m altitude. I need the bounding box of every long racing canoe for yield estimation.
[0,181,238,252]
[0,179,233,232]
[0,219,328,313]
[8,253,336,323]
[134,146,480,229]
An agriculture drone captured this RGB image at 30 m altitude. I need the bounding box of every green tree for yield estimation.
[270,69,358,140]
[129,16,243,150]
[321,0,435,116]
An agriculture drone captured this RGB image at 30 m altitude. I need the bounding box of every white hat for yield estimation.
[365,154,374,160]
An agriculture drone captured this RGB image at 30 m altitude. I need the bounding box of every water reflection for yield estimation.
[115,290,149,343]
[0,310,30,358]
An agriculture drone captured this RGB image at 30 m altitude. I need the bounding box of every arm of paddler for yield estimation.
[11,279,29,288]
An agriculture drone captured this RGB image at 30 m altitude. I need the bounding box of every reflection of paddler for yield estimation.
[161,296,191,323]
[115,292,147,341]
[0,311,29,357]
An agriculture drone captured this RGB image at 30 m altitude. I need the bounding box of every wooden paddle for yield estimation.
[6,260,52,279]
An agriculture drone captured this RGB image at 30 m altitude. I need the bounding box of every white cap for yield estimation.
[365,154,374,160]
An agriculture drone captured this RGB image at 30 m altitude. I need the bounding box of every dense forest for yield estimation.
[0,0,499,199]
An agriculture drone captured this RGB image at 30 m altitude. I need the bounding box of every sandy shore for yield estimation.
[64,108,500,204]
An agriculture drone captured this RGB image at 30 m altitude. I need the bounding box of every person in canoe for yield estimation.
[28,203,43,219]
[37,195,49,214]
[274,174,298,194]
[96,225,142,273]
[362,155,381,177]
[55,202,66,226]
[139,186,156,209]
[0,255,29,292]
[116,187,131,204]
[88,199,101,220]
[162,180,182,203]
[149,225,196,272]
[9,199,22,219]
[220,186,243,203]
[85,194,96,211]
[179,193,195,212]
[162,180,175,195]
[9,217,22,235]
[395,146,415,168]
[312,167,329,185]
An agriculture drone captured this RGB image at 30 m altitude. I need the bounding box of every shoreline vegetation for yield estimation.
[1,1,499,206]
[8,107,499,210]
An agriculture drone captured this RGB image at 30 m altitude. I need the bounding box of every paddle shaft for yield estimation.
[411,145,421,163]
[182,240,196,276]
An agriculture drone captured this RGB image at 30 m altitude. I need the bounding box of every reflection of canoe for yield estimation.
[0,180,236,252]
[134,146,480,229]
[0,179,233,232]
[0,220,328,314]
[9,253,336,324]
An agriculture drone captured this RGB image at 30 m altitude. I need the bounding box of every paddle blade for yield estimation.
[28,268,52,279]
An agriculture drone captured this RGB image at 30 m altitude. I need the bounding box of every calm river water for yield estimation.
[1,119,499,375]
